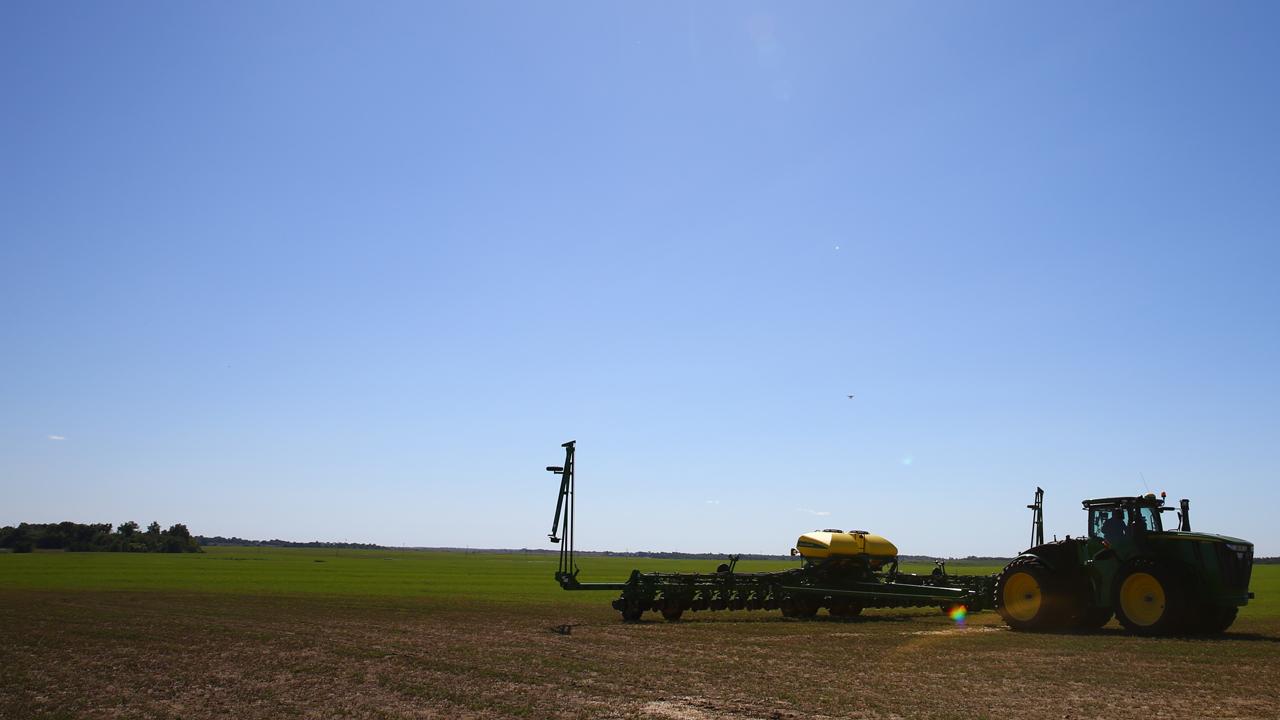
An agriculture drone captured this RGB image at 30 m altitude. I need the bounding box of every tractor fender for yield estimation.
[1009,551,1057,573]
[1018,538,1092,578]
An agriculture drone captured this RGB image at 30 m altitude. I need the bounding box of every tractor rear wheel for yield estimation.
[995,558,1066,631]
[1113,560,1188,636]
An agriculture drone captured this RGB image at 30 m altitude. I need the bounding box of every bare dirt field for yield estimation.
[3,587,1278,720]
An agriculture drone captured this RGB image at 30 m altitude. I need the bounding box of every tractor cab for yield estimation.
[1084,494,1167,546]
[1080,493,1194,564]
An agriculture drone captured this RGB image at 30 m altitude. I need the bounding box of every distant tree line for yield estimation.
[0,521,201,553]
[195,536,387,550]
[898,555,1015,564]
[588,550,793,561]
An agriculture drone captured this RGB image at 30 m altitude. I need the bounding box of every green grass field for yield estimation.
[2,547,1275,615]
[0,547,991,602]
[2,548,1277,719]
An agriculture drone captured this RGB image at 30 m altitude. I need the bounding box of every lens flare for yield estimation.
[948,604,967,625]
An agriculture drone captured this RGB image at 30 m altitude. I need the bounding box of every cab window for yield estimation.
[1129,506,1161,533]
[1090,508,1129,541]
[1088,509,1105,539]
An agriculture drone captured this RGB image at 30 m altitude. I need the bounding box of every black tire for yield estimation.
[779,597,798,618]
[1071,605,1114,631]
[995,558,1068,632]
[661,600,684,622]
[1188,605,1238,635]
[795,598,819,618]
[620,599,644,622]
[1112,559,1188,636]
[780,595,817,619]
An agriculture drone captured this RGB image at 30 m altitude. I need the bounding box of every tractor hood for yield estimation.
[1151,530,1252,547]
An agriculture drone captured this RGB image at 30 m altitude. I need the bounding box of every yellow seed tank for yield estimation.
[795,530,898,568]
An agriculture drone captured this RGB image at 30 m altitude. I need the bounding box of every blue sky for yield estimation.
[3,2,1277,556]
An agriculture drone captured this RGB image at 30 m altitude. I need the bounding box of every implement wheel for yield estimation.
[779,597,798,618]
[780,596,818,619]
[1113,560,1187,636]
[660,599,685,622]
[619,599,644,622]
[796,598,819,618]
[995,558,1065,631]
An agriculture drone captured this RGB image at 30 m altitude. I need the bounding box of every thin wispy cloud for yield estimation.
[48,435,66,441]
[798,508,830,517]
[705,500,720,505]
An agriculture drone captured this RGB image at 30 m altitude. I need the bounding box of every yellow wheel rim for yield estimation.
[1120,572,1167,627]
[1003,571,1042,622]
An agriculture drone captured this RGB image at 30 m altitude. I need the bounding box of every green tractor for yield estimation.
[995,489,1254,635]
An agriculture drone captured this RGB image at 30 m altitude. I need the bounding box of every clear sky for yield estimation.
[3,2,1278,557]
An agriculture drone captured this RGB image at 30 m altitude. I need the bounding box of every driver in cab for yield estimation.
[1101,510,1128,542]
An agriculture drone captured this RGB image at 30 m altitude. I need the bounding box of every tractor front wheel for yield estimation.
[1189,605,1238,635]
[995,558,1066,632]
[1113,560,1187,636]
